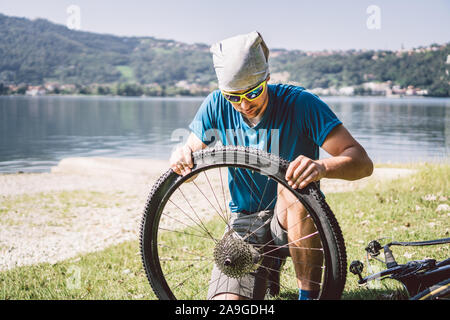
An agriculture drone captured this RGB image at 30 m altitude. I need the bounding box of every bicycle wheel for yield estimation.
[140,146,347,300]
[411,278,450,300]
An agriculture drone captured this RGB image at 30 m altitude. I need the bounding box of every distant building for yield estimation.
[25,86,46,96]
[338,86,355,96]
[362,82,390,95]
[268,72,290,83]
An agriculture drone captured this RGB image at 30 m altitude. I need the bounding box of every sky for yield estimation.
[1,0,449,51]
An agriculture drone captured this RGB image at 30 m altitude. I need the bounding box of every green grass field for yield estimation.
[1,163,448,300]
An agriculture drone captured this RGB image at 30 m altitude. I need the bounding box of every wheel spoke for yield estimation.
[242,176,271,244]
[158,243,210,260]
[175,189,218,243]
[160,212,208,238]
[192,180,229,226]
[160,257,212,262]
[256,176,271,212]
[218,167,231,223]
[203,171,226,217]
[159,227,216,241]
[251,267,298,293]
[258,264,323,287]
[142,148,346,300]
[172,260,213,299]
[242,199,308,244]
[264,231,321,256]
[258,252,325,270]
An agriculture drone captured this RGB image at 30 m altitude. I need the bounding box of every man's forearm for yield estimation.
[317,146,373,181]
[185,132,207,152]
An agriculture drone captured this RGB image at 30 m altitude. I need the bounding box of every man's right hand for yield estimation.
[169,144,194,176]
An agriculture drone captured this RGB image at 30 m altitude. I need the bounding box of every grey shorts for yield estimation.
[207,209,288,300]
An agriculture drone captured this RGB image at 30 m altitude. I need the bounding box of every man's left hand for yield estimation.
[285,155,326,189]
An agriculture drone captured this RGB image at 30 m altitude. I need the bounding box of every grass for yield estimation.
[0,163,448,300]
[0,241,153,300]
[333,163,449,299]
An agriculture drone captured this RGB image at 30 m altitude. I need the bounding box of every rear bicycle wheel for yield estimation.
[140,146,347,300]
[411,278,450,300]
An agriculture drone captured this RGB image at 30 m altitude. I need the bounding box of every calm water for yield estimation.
[0,95,449,173]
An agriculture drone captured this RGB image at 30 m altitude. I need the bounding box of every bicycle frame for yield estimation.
[350,237,450,298]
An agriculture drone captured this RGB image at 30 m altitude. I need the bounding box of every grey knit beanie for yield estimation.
[210,31,270,92]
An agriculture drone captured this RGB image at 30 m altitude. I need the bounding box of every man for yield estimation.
[169,31,373,300]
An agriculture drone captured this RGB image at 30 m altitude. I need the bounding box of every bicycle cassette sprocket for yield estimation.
[213,230,262,278]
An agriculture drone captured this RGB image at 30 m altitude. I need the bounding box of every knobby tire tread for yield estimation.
[140,146,347,300]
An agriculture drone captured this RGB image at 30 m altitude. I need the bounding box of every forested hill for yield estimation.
[0,14,215,86]
[1,14,449,96]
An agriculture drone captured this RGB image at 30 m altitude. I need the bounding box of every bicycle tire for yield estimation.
[411,278,450,300]
[140,146,347,300]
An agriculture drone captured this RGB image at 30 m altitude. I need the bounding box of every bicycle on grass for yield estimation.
[350,237,450,300]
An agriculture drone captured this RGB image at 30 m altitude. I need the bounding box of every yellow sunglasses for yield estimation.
[221,80,266,103]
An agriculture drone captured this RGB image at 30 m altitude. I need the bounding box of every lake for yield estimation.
[0,95,449,173]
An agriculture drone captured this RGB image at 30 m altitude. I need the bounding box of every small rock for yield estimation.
[435,204,450,212]
[422,194,437,201]
[403,252,413,259]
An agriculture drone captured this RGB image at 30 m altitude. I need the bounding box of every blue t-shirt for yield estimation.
[189,84,342,213]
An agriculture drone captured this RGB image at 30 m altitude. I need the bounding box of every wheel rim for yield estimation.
[142,157,335,300]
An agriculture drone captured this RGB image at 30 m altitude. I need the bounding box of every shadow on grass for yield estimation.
[343,287,409,300]
[269,290,298,300]
[268,288,410,300]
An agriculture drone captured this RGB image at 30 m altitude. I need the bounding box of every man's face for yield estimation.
[224,77,270,120]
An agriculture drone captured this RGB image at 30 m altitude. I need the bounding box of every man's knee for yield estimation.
[276,183,308,230]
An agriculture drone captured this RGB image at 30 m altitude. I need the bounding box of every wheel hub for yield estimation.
[213,230,262,278]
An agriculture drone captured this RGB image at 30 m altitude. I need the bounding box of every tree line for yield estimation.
[0,14,448,97]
